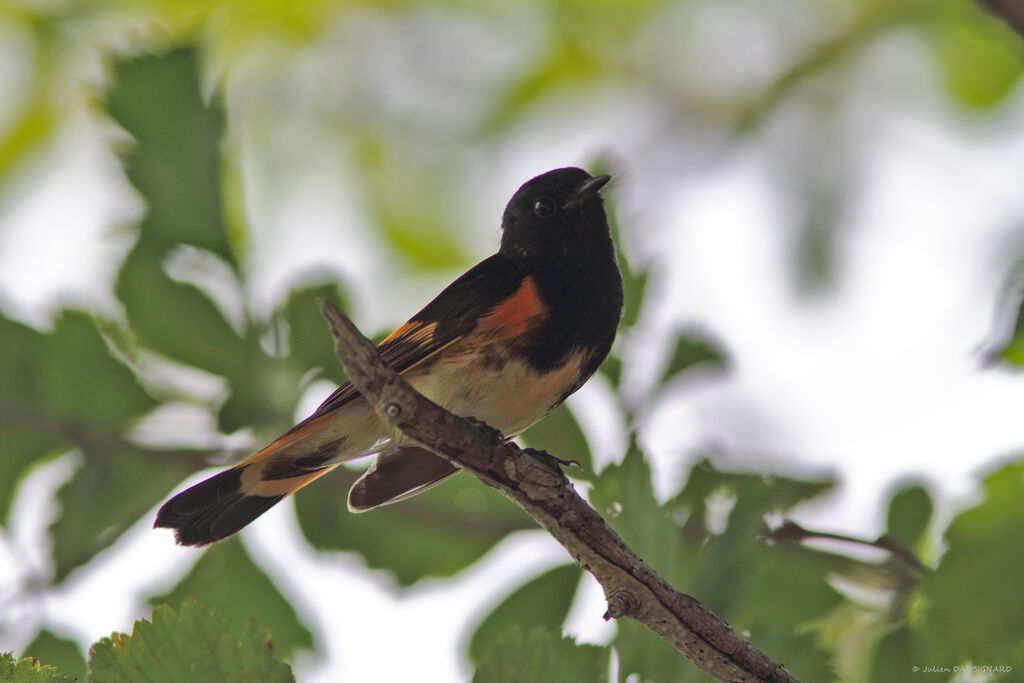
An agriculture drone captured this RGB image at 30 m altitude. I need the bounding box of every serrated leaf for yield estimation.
[106,48,232,263]
[919,460,1024,662]
[472,626,608,683]
[885,483,933,548]
[149,540,313,660]
[468,564,582,663]
[23,631,87,682]
[88,599,293,683]
[519,404,594,477]
[294,467,533,586]
[0,652,76,683]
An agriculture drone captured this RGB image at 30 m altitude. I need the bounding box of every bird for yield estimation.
[155,166,624,546]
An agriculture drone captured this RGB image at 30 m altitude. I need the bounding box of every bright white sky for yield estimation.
[2,38,1024,683]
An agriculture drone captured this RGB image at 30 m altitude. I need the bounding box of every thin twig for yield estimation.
[770,520,929,576]
[317,298,801,683]
[0,401,214,466]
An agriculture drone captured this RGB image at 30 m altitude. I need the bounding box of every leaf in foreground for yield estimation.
[0,653,75,683]
[88,599,293,683]
[149,540,313,660]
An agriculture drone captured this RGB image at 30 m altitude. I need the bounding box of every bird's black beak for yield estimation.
[562,174,611,210]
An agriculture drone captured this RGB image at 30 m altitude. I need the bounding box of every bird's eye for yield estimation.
[533,197,557,218]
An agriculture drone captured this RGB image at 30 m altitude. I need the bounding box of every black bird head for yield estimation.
[499,167,613,262]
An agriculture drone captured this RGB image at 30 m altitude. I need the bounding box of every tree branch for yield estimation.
[979,0,1024,38]
[317,299,800,682]
[770,519,928,576]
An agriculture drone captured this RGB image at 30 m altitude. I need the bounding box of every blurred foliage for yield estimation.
[0,0,1023,681]
[148,539,313,660]
[994,284,1024,365]
[294,464,534,585]
[467,564,582,665]
[472,626,609,683]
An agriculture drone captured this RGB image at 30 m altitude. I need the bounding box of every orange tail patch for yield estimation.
[155,418,343,546]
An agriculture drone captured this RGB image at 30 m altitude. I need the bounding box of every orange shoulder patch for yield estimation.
[381,320,437,346]
[480,276,547,336]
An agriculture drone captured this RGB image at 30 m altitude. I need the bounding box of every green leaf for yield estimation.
[88,599,293,683]
[50,448,202,582]
[0,315,65,520]
[472,626,608,683]
[682,465,832,619]
[884,483,933,548]
[356,140,469,271]
[919,460,1024,662]
[589,443,702,682]
[519,404,594,477]
[0,308,179,577]
[868,626,917,683]
[106,48,232,263]
[995,293,1024,366]
[149,540,313,661]
[484,39,604,133]
[40,311,157,428]
[595,353,622,389]
[0,652,76,683]
[923,10,1024,109]
[618,251,647,333]
[468,564,582,664]
[23,631,87,682]
[733,547,840,682]
[590,450,835,682]
[0,88,57,190]
[0,308,190,577]
[116,243,248,381]
[279,281,350,387]
[294,467,534,586]
[589,440,691,587]
[659,332,727,388]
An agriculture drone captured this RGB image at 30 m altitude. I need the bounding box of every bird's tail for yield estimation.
[155,415,343,546]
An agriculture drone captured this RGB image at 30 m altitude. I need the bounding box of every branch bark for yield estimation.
[979,0,1024,38]
[317,299,801,683]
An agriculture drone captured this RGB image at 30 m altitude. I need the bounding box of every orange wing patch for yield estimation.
[381,320,437,346]
[479,276,547,336]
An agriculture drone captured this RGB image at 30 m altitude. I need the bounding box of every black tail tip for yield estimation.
[154,468,282,547]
